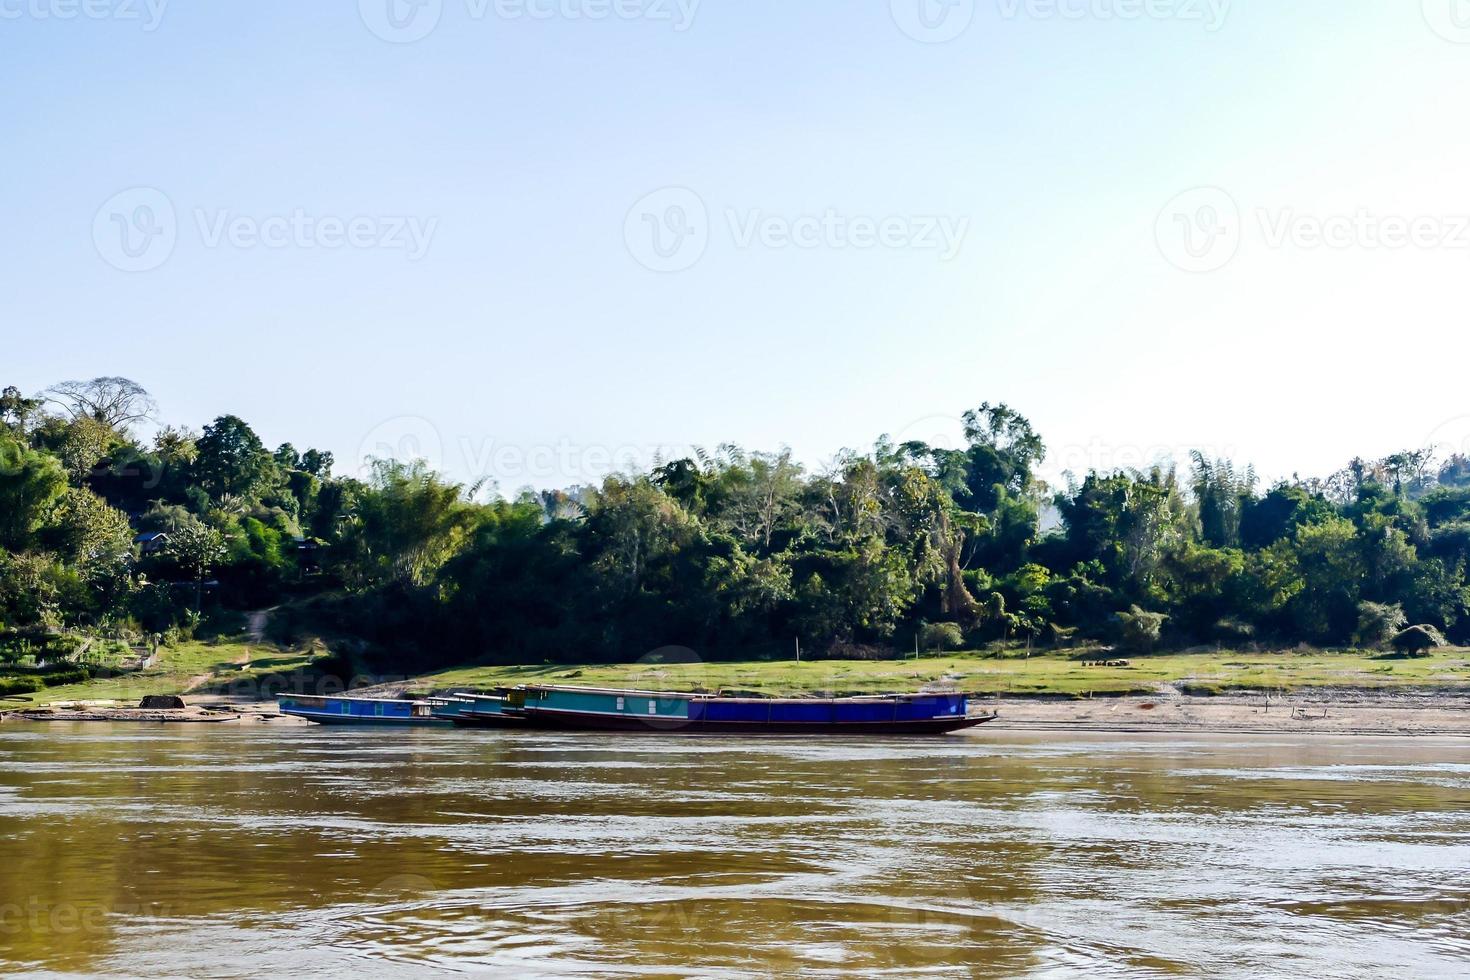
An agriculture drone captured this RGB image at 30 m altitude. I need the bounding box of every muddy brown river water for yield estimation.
[0,724,1466,977]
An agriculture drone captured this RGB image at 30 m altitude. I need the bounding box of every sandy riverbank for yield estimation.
[980,690,1470,737]
[5,691,1468,735]
[0,703,292,724]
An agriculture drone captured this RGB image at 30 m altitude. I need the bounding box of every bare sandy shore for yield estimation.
[980,690,1470,737]
[0,704,289,724]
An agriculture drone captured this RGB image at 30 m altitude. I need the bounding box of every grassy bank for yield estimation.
[16,644,1470,705]
[10,640,317,706]
[410,646,1470,699]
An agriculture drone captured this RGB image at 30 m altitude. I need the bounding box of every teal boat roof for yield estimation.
[514,684,959,703]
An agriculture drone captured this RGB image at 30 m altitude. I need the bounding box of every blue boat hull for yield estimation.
[279,707,448,727]
[512,709,993,735]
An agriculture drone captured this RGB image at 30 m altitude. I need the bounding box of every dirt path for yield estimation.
[180,615,272,695]
[181,644,255,695]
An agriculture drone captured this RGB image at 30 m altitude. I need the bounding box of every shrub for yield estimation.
[1116,605,1167,653]
[1213,617,1255,643]
[1392,625,1447,657]
[920,622,965,654]
[40,667,91,687]
[0,676,42,696]
[1354,601,1406,649]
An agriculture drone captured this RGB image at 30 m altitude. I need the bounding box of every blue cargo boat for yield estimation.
[493,685,993,735]
[279,686,994,734]
[277,693,474,726]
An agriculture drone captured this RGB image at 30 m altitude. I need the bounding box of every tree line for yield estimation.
[2,378,1466,671]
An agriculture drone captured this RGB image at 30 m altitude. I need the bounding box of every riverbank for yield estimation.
[0,703,288,724]
[8,690,1465,737]
[8,643,1469,736]
[982,689,1470,737]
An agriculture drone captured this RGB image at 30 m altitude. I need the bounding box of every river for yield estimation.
[1,724,1466,977]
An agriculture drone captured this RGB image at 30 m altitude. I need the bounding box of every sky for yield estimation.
[6,0,1470,495]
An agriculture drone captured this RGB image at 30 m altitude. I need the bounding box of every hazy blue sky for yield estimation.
[7,1,1470,493]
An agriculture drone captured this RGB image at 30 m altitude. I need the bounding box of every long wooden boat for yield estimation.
[279,686,996,735]
[438,692,524,729]
[277,693,474,726]
[493,685,994,735]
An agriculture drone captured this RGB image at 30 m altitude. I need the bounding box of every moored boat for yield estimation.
[277,693,473,726]
[436,692,523,728]
[499,685,993,735]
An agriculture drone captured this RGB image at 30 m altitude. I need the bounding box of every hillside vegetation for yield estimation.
[6,378,1470,693]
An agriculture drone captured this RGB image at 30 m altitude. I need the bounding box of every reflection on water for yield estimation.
[1,725,1467,977]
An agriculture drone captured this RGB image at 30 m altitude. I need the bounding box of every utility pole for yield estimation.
[795,637,800,663]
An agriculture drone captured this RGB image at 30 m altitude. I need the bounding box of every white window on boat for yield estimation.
[648,700,657,715]
[616,697,625,711]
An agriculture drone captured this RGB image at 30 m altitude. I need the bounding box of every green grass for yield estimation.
[408,646,1470,699]
[13,642,1470,705]
[10,640,317,705]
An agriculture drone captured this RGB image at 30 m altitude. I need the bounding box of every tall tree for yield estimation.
[43,377,157,429]
[193,415,276,501]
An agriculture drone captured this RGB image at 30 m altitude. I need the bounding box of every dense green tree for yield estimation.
[336,460,480,589]
[0,386,43,432]
[958,401,1045,513]
[0,436,67,551]
[162,516,227,612]
[6,379,1470,667]
[194,415,277,501]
